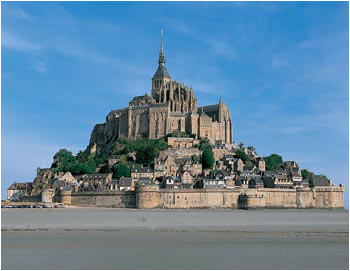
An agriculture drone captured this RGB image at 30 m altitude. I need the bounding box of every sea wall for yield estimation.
[64,191,136,207]
[59,186,344,209]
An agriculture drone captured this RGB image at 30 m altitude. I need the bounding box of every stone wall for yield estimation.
[65,191,136,208]
[58,186,344,209]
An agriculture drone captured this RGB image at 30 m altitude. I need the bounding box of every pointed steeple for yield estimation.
[219,96,222,105]
[152,30,171,100]
[158,30,165,65]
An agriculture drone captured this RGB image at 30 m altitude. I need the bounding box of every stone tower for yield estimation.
[152,30,171,102]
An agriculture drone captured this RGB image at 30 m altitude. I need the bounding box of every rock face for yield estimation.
[88,35,233,154]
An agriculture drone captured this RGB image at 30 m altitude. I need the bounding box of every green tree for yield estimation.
[199,138,211,151]
[52,149,76,172]
[113,163,131,179]
[264,154,283,171]
[136,145,158,165]
[239,142,244,149]
[235,149,250,163]
[202,148,215,169]
[301,169,314,187]
[99,164,112,174]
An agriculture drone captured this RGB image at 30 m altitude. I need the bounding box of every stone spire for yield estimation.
[152,30,171,99]
[158,30,165,65]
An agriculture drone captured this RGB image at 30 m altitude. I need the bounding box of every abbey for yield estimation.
[89,33,233,152]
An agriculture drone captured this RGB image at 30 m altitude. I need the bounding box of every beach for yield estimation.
[2,208,349,269]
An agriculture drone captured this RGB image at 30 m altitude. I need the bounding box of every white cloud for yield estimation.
[3,5,33,20]
[2,31,41,52]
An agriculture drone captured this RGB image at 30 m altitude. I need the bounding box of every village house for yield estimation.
[288,171,303,186]
[54,172,76,183]
[154,155,178,177]
[118,177,132,191]
[181,169,193,188]
[248,177,264,189]
[212,144,230,161]
[274,174,294,189]
[7,182,33,201]
[136,177,152,186]
[167,137,193,148]
[109,179,119,190]
[76,173,113,187]
[161,176,182,189]
[241,165,257,177]
[202,178,225,189]
[131,167,154,183]
[234,158,244,172]
[255,157,266,172]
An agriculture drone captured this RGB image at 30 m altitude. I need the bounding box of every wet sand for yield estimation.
[2,208,349,269]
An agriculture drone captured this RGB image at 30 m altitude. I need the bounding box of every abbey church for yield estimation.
[89,33,233,152]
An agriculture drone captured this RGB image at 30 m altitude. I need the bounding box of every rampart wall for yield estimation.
[59,186,344,209]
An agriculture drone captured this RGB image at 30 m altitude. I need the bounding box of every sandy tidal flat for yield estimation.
[2,208,349,269]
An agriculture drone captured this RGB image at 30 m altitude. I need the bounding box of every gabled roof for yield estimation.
[119,177,132,187]
[312,175,329,187]
[174,158,191,165]
[243,165,255,171]
[8,182,31,190]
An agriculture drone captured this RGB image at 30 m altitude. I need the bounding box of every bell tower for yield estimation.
[152,30,171,102]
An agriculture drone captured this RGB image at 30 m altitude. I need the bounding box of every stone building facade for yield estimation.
[89,33,233,153]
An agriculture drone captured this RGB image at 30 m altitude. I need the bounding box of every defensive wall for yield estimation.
[59,186,344,209]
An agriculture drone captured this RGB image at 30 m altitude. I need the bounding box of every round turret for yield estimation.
[135,184,161,209]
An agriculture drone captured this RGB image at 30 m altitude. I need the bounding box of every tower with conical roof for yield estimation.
[152,30,171,101]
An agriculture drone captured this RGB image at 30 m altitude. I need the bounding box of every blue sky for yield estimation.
[2,2,349,206]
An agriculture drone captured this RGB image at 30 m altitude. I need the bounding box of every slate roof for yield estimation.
[52,180,65,188]
[136,177,152,185]
[119,177,132,187]
[8,182,32,190]
[263,176,275,188]
[243,165,255,171]
[219,169,230,177]
[174,158,192,165]
[78,173,112,180]
[152,65,170,80]
[275,174,289,180]
[235,179,242,186]
[312,175,330,187]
